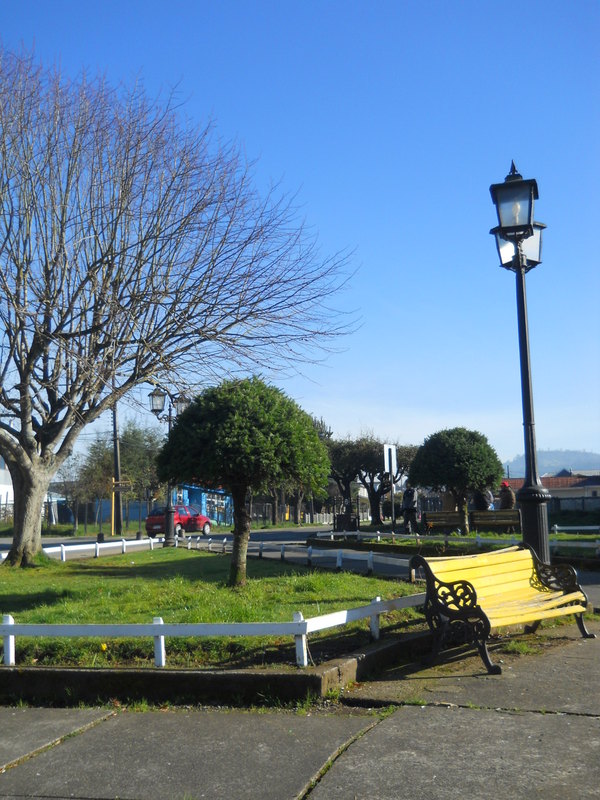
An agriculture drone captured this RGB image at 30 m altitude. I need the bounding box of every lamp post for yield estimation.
[148,388,190,547]
[489,162,551,563]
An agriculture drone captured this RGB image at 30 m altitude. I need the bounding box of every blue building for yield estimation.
[177,484,233,526]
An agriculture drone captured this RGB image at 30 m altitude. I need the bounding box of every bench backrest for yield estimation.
[421,546,539,605]
[470,510,521,527]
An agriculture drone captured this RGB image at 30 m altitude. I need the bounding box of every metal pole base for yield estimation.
[163,507,176,548]
[517,484,551,564]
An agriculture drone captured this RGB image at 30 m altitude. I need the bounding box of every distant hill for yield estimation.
[503,450,600,478]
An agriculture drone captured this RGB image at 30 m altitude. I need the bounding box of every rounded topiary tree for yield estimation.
[408,427,504,534]
[157,377,330,586]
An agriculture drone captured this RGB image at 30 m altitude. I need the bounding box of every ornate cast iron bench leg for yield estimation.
[474,633,502,675]
[576,613,596,639]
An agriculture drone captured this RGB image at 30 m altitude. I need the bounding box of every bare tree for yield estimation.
[0,48,352,565]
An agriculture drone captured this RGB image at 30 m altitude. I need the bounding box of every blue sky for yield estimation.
[2,1,599,465]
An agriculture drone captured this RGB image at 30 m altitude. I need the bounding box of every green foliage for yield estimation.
[157,378,331,585]
[329,436,418,523]
[157,377,330,498]
[328,439,360,505]
[409,427,503,505]
[74,422,163,503]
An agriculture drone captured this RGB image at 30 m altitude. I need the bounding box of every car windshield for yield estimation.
[150,507,166,515]
[188,506,202,515]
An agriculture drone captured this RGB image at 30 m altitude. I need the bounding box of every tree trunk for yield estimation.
[456,493,470,535]
[229,484,251,587]
[293,490,304,524]
[4,464,53,567]
[367,490,382,526]
[73,499,79,533]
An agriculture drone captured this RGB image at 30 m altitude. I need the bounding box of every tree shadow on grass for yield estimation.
[0,589,74,614]
[64,553,308,584]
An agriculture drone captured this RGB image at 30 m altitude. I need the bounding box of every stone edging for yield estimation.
[0,631,432,707]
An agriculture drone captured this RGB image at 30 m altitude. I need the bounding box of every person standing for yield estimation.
[402,484,419,534]
[499,481,516,509]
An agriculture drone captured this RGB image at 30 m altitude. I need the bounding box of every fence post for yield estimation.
[476,535,482,548]
[370,597,381,640]
[259,541,264,559]
[121,538,127,554]
[95,542,100,558]
[2,614,15,666]
[60,544,66,562]
[280,544,285,561]
[187,538,192,550]
[336,549,343,571]
[293,611,308,667]
[222,538,227,553]
[307,545,312,567]
[149,537,154,551]
[153,617,166,668]
[367,551,374,576]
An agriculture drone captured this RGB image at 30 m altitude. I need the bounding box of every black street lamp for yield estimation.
[148,387,190,547]
[489,162,551,563]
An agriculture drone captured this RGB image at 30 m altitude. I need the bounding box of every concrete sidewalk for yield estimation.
[1,619,598,799]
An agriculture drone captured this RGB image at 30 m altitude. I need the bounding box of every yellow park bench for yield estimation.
[409,544,595,674]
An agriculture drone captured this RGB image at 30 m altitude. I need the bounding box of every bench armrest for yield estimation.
[525,545,581,593]
[433,577,479,614]
[408,555,480,614]
[535,561,580,593]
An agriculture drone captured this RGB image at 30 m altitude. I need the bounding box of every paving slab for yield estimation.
[0,707,113,772]
[342,620,600,715]
[0,708,374,799]
[309,705,600,800]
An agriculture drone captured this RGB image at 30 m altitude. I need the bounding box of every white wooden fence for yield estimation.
[0,535,232,563]
[1,592,425,669]
[315,530,600,556]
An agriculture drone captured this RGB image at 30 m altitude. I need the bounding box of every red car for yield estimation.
[145,505,211,537]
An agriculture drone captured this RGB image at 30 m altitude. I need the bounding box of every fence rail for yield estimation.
[1,593,424,669]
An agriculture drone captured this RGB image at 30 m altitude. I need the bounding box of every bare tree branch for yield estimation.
[0,47,355,564]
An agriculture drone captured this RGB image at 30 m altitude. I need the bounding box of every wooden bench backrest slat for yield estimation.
[418,547,549,600]
[423,546,528,577]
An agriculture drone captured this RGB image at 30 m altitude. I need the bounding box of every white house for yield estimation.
[0,454,14,514]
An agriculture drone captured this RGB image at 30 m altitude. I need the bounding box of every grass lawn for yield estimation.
[0,548,422,669]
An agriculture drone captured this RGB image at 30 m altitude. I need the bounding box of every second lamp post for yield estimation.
[149,388,190,547]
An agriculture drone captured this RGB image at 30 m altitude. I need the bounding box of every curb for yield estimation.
[0,631,432,707]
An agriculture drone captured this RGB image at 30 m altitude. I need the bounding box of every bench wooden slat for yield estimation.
[409,544,595,674]
[488,603,588,629]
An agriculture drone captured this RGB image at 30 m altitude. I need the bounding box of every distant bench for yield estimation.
[421,511,463,533]
[421,510,521,534]
[470,510,521,533]
[409,544,595,674]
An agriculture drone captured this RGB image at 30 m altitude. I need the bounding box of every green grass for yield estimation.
[0,549,421,669]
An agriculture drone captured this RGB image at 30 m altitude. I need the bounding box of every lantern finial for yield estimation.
[506,161,522,182]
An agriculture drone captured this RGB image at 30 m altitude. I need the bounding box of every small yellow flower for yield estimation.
[100,643,108,652]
